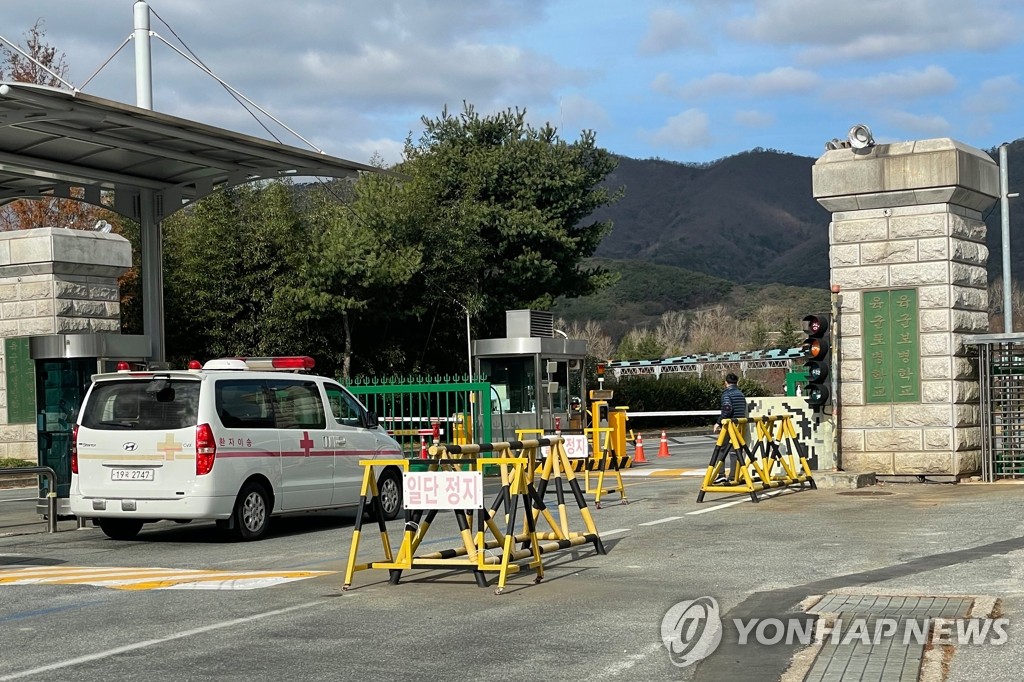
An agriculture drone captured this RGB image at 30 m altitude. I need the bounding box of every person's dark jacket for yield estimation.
[717,385,748,426]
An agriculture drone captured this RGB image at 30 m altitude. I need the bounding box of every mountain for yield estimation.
[590,150,831,288]
[564,140,1024,328]
[552,258,831,335]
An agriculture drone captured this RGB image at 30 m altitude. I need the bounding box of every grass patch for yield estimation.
[0,457,34,469]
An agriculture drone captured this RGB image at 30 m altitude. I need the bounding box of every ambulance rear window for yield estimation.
[81,379,201,430]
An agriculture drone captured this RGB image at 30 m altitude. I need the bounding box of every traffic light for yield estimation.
[801,314,831,408]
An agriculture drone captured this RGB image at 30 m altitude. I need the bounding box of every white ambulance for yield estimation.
[69,356,404,541]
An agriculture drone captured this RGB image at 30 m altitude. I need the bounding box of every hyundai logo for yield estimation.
[123,442,138,451]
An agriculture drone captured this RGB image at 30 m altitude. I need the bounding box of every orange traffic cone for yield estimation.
[633,433,647,464]
[420,436,429,459]
[658,430,670,458]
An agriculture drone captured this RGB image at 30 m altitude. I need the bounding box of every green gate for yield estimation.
[346,376,492,458]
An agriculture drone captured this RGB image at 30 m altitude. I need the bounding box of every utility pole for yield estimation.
[1000,144,1019,333]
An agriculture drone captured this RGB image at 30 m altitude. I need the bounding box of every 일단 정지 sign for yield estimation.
[403,471,484,509]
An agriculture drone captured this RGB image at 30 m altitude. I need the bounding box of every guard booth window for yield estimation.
[481,357,535,413]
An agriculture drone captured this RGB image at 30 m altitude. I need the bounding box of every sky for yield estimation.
[1,0,1023,167]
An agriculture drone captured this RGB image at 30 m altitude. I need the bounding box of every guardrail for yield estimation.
[0,467,58,533]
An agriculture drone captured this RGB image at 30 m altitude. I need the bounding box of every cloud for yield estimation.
[638,8,709,55]
[669,67,821,100]
[734,109,775,128]
[965,75,1023,114]
[350,137,407,166]
[644,109,712,149]
[823,66,957,102]
[556,94,611,132]
[729,0,1021,62]
[881,110,951,138]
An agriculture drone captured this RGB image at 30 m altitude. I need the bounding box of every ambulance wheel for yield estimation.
[98,518,144,540]
[233,481,270,541]
[376,468,403,521]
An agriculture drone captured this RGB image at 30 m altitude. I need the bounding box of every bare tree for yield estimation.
[0,20,105,231]
[560,318,614,361]
[989,277,1024,333]
[654,310,688,356]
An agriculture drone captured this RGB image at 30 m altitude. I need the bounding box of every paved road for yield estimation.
[1,441,1023,681]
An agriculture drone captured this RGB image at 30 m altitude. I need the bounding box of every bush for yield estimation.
[605,375,769,427]
[0,457,34,469]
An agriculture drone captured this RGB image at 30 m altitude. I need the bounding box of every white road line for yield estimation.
[686,499,748,515]
[596,642,664,678]
[685,490,783,515]
[0,601,326,681]
[639,516,683,526]
[600,528,630,536]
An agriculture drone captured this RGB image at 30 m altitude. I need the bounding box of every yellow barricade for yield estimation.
[343,437,605,595]
[696,415,816,503]
[583,426,627,508]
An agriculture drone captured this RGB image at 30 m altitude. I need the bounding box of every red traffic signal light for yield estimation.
[801,314,831,409]
[802,314,829,337]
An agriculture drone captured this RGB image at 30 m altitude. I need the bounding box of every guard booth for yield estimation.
[472,310,588,440]
[17,334,150,515]
[0,227,141,517]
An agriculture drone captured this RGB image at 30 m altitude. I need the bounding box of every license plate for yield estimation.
[110,469,154,481]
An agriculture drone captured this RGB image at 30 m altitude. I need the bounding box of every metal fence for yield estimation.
[346,376,492,458]
[977,338,1024,481]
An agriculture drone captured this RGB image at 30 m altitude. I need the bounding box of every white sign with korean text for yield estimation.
[541,434,590,459]
[403,471,484,509]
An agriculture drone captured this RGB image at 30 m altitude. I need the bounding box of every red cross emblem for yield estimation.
[299,431,314,457]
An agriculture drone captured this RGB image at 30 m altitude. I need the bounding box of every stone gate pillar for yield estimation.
[812,139,999,478]
[0,227,132,462]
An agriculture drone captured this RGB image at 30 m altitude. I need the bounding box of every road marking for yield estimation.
[600,528,630,536]
[0,565,334,590]
[596,642,664,679]
[639,516,683,526]
[685,490,783,515]
[620,468,704,477]
[0,601,324,681]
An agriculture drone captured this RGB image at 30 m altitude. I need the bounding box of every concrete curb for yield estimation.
[812,471,876,489]
[0,475,36,489]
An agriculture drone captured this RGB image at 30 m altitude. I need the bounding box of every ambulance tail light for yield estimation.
[196,423,216,476]
[71,424,79,475]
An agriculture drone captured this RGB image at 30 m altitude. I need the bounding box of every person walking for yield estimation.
[712,373,747,483]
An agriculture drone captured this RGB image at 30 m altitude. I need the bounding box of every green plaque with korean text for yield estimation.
[862,289,920,404]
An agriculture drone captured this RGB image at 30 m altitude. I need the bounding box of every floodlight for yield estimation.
[847,124,874,149]
[93,220,113,233]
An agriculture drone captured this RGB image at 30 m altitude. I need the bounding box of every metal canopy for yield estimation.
[0,81,381,361]
[0,81,377,214]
